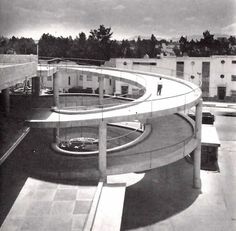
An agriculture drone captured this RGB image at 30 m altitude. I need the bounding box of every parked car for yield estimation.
[188,110,215,124]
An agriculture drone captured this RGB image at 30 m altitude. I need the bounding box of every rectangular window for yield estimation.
[202,62,210,78]
[232,60,236,64]
[202,62,210,96]
[176,61,184,78]
[79,75,83,81]
[231,75,236,81]
[68,76,71,85]
[133,62,156,65]
[231,90,236,96]
[109,79,112,86]
[87,75,92,81]
[47,76,52,81]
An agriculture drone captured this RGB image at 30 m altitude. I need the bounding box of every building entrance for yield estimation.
[217,87,226,100]
[121,85,129,95]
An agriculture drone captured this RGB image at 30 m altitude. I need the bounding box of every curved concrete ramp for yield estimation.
[26,66,201,127]
[107,114,196,175]
[21,114,196,179]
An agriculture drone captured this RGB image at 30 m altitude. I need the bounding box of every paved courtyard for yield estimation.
[1,139,235,231]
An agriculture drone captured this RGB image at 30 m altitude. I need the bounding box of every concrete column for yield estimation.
[2,88,10,116]
[32,76,40,97]
[53,126,60,144]
[99,121,107,182]
[193,99,203,189]
[99,75,104,105]
[53,72,60,108]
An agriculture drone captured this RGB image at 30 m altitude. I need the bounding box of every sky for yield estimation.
[0,0,235,40]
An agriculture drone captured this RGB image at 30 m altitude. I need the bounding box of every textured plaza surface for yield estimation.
[1,117,236,230]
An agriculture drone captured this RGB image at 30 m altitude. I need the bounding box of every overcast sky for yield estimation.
[0,0,235,40]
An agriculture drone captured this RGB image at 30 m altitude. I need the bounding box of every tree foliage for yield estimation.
[0,28,236,59]
[178,30,235,56]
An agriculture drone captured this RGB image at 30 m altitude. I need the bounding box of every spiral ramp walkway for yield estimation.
[1,66,203,231]
[26,66,202,175]
[27,66,201,127]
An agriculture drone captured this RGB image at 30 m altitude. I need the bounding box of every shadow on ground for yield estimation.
[121,159,201,230]
[0,128,98,226]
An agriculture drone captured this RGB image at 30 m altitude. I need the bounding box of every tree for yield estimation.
[229,36,236,45]
[150,34,157,58]
[199,30,215,56]
[88,25,113,60]
[179,36,188,55]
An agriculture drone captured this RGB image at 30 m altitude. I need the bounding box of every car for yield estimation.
[188,110,215,124]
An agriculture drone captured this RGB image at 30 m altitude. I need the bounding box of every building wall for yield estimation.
[110,56,236,100]
[0,54,37,64]
[42,68,114,94]
[0,62,37,91]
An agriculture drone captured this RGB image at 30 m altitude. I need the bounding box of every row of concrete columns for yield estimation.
[52,71,107,181]
[52,71,105,109]
[96,99,203,186]
[52,104,203,186]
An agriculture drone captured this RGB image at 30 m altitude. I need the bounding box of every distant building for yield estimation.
[161,42,179,56]
[39,64,115,95]
[107,55,236,101]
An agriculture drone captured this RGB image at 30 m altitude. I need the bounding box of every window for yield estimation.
[202,62,210,96]
[47,76,52,81]
[176,61,184,77]
[202,62,210,78]
[231,90,236,96]
[68,76,71,85]
[109,79,112,86]
[232,60,236,64]
[133,62,156,65]
[231,75,236,81]
[79,75,83,81]
[87,75,92,81]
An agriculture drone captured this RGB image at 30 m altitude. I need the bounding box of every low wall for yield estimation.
[0,54,37,64]
[0,62,37,91]
[10,94,133,109]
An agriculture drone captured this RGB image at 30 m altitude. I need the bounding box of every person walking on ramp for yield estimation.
[157,77,163,95]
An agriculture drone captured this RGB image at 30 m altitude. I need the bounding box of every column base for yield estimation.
[193,178,202,189]
[100,174,107,183]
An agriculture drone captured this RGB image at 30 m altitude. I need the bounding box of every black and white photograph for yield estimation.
[0,0,236,230]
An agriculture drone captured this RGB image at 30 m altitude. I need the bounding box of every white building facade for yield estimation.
[109,56,236,101]
[39,67,115,95]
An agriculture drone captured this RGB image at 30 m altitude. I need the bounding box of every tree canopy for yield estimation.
[0,27,236,60]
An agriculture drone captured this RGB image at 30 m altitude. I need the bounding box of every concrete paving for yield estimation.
[0,178,97,231]
[1,140,235,231]
[120,141,236,231]
[92,183,126,231]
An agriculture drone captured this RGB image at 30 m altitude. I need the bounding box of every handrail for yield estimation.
[46,65,201,115]
[110,113,195,158]
[51,123,150,156]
